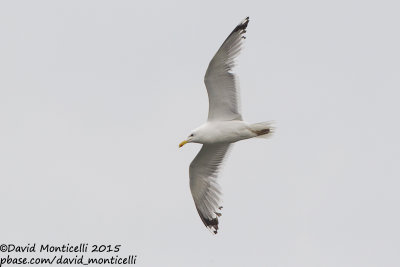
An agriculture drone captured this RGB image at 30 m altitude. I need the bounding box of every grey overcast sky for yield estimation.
[1,1,399,266]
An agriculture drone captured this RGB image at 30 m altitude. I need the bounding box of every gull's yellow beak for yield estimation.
[179,140,188,148]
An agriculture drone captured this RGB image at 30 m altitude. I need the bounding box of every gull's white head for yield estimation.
[179,131,199,147]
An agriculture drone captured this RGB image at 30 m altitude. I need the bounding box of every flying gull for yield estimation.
[179,17,273,234]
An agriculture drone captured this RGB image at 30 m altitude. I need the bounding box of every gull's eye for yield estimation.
[190,134,194,137]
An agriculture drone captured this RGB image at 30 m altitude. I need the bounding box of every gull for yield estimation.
[179,17,273,234]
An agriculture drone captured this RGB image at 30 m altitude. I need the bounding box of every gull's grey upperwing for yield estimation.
[204,17,249,121]
[189,144,231,234]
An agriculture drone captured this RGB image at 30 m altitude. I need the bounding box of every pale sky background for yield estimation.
[1,1,399,266]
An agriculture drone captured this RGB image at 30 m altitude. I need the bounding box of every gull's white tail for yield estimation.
[249,121,274,138]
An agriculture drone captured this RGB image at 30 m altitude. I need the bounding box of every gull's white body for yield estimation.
[180,17,273,234]
[191,121,257,144]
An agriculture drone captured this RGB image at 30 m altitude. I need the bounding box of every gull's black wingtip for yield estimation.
[197,206,223,235]
[230,17,249,40]
[234,17,250,32]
